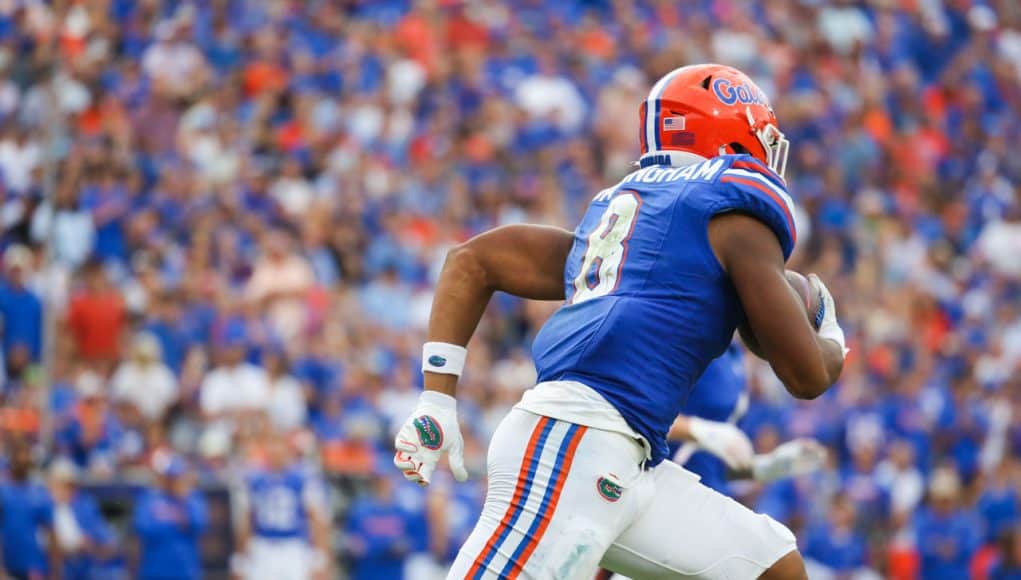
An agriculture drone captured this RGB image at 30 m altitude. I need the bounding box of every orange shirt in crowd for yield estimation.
[67,290,126,361]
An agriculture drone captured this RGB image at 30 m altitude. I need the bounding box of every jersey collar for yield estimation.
[638,150,708,168]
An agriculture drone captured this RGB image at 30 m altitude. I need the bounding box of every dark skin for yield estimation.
[423,224,574,395]
[423,216,843,401]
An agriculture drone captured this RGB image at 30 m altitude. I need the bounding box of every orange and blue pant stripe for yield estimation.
[466,417,587,579]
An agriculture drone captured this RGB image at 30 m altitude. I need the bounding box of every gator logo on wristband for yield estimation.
[427,355,447,368]
[414,415,444,450]
[596,476,623,502]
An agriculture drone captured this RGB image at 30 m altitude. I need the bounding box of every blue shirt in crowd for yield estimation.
[0,283,42,361]
[345,492,410,580]
[915,506,983,580]
[133,489,208,580]
[801,523,869,573]
[0,480,54,577]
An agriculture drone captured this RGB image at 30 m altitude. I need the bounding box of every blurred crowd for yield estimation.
[0,0,1019,578]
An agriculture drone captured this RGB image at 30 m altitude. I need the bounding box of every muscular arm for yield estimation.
[425,224,574,395]
[709,213,843,399]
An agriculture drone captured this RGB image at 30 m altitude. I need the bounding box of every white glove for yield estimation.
[808,274,849,358]
[751,438,827,482]
[393,391,468,486]
[688,417,755,471]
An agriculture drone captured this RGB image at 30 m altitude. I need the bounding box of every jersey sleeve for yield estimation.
[716,156,797,260]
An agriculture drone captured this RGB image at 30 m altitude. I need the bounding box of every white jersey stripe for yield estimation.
[722,168,796,217]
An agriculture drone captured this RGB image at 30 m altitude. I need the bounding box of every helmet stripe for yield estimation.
[639,102,648,153]
[645,67,688,153]
[652,98,661,150]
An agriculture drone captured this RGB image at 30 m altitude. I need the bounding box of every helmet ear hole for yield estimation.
[728,142,750,154]
[701,76,713,90]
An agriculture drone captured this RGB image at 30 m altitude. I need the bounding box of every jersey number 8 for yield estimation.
[571,191,642,304]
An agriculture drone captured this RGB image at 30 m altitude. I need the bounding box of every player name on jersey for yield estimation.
[596,158,726,202]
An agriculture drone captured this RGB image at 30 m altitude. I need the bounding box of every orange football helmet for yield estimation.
[639,64,789,178]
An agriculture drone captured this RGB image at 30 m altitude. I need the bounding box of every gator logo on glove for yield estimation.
[413,415,444,450]
[596,476,623,502]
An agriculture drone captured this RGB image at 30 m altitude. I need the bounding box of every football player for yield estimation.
[394,64,847,579]
[668,344,827,492]
[231,434,331,580]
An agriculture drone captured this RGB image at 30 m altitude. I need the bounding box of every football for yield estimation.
[739,270,821,358]
[784,270,822,330]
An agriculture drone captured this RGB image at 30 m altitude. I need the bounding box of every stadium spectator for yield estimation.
[978,459,1021,545]
[198,335,269,423]
[0,127,41,195]
[141,15,209,102]
[55,371,123,476]
[874,439,926,523]
[262,349,308,433]
[111,332,178,422]
[915,467,984,580]
[65,260,126,371]
[30,183,95,270]
[801,494,879,580]
[989,528,1021,580]
[344,473,410,580]
[245,230,315,342]
[0,245,42,372]
[133,453,208,580]
[425,472,484,571]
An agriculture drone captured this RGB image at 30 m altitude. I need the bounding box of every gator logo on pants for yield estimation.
[413,415,444,450]
[596,476,623,502]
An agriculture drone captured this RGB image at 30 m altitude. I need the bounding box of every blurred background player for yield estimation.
[668,344,827,491]
[0,440,59,580]
[47,457,118,580]
[231,433,331,580]
[132,452,208,580]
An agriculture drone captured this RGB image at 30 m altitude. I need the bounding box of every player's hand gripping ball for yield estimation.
[740,270,824,358]
[784,270,824,330]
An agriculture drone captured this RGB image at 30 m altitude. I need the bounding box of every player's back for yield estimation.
[246,466,311,539]
[532,154,795,465]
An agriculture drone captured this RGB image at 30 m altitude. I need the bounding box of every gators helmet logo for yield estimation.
[596,476,623,502]
[413,415,444,450]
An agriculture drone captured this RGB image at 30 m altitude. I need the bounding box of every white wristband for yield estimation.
[422,342,468,376]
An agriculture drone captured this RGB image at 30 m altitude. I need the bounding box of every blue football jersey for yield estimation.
[532,155,795,465]
[246,466,322,539]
